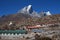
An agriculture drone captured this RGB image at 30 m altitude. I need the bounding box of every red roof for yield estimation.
[26,25,41,29]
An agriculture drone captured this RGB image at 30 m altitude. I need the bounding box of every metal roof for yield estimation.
[0,30,27,34]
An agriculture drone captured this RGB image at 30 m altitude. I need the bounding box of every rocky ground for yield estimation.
[0,26,60,40]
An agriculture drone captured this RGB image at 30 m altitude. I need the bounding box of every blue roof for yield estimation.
[31,29,45,33]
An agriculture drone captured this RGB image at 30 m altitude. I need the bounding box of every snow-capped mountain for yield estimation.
[45,11,51,16]
[39,11,52,17]
[17,5,52,17]
[26,5,33,14]
[17,5,39,17]
[18,5,33,14]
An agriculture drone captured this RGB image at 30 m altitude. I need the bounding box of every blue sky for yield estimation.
[0,0,60,16]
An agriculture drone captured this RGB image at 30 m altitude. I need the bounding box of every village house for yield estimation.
[26,25,45,31]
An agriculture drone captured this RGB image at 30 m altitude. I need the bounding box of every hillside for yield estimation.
[0,13,60,30]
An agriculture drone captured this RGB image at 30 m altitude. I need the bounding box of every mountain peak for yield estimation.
[17,5,52,18]
[27,5,32,12]
[18,5,33,14]
[45,11,51,16]
[27,5,33,13]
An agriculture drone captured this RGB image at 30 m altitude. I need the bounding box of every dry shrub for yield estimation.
[52,34,60,40]
[39,37,52,40]
[35,34,52,40]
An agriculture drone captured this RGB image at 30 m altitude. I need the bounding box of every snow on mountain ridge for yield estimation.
[45,11,51,15]
[27,5,32,13]
[17,5,52,17]
[18,5,33,14]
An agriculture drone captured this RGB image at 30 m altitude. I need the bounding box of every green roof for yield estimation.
[0,30,27,34]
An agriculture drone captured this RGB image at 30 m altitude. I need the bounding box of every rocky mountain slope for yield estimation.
[0,5,60,30]
[0,13,60,30]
